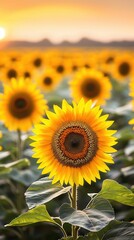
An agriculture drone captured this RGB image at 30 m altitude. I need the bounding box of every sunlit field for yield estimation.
[0,47,134,240]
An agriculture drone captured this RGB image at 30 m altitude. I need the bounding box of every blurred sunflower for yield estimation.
[99,50,116,66]
[8,50,22,63]
[52,57,68,75]
[31,99,117,186]
[0,78,48,131]
[37,67,61,92]
[113,54,134,81]
[31,53,44,69]
[20,65,34,80]
[70,68,112,105]
[1,63,21,82]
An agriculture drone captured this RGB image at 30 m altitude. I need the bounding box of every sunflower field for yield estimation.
[0,48,134,240]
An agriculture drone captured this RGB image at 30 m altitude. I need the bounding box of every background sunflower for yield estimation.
[0,78,48,131]
[70,68,112,105]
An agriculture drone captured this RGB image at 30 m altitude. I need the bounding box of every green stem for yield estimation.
[58,224,68,239]
[16,129,24,213]
[71,184,78,240]
[17,129,22,159]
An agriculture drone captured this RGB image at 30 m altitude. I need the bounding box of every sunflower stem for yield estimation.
[16,129,24,214]
[17,129,22,159]
[71,184,78,240]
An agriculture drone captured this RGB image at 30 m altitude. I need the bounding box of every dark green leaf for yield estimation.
[97,179,134,206]
[25,177,71,209]
[59,198,114,232]
[0,196,17,211]
[78,234,100,240]
[102,222,134,240]
[9,169,37,186]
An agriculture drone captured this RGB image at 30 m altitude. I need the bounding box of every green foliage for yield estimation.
[102,222,134,240]
[59,197,114,232]
[25,177,71,209]
[6,205,56,227]
[0,158,30,176]
[96,179,134,206]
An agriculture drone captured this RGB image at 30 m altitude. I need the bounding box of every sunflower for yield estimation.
[1,63,21,82]
[37,67,61,92]
[20,65,34,80]
[113,54,134,81]
[31,52,44,69]
[0,78,48,131]
[31,99,117,186]
[70,68,112,105]
[51,57,68,76]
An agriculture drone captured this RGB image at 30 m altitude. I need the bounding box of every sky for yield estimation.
[0,0,134,43]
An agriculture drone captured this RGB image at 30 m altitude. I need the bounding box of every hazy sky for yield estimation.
[1,0,134,42]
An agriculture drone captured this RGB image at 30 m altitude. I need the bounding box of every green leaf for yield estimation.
[61,238,73,240]
[102,222,134,240]
[96,179,134,206]
[0,159,30,176]
[0,196,17,211]
[0,151,10,160]
[121,165,134,176]
[78,234,99,240]
[59,197,114,232]
[6,158,30,169]
[9,169,37,186]
[6,205,56,227]
[25,177,71,209]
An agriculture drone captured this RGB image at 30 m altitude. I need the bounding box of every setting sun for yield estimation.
[0,27,6,40]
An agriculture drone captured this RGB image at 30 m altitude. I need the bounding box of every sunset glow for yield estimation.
[0,27,6,40]
[0,0,134,42]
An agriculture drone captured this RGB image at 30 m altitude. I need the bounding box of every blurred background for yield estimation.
[0,1,134,240]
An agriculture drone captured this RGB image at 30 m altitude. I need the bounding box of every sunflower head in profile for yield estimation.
[37,67,61,92]
[113,54,134,81]
[0,78,48,131]
[70,68,112,105]
[31,99,117,186]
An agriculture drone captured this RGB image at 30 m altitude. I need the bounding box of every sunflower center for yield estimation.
[11,57,17,62]
[15,98,27,109]
[72,65,78,71]
[81,79,101,99]
[56,65,64,73]
[64,132,85,154]
[118,62,131,76]
[84,64,90,68]
[9,93,34,119]
[52,121,98,167]
[24,71,31,78]
[106,56,114,64]
[33,58,42,67]
[43,76,52,85]
[7,69,17,79]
